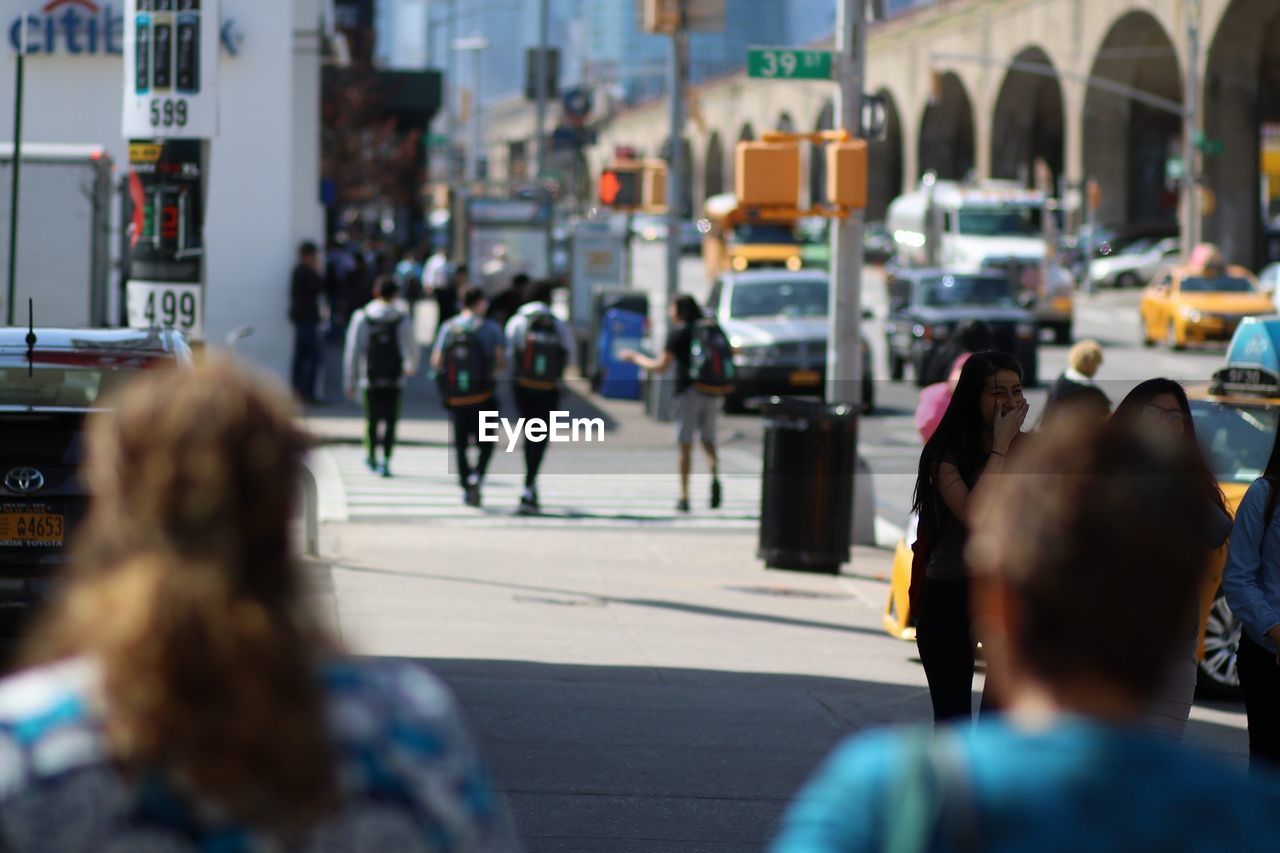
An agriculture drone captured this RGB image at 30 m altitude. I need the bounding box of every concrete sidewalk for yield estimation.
[312,522,1250,852]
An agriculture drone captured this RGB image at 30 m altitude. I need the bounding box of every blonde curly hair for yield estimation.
[23,358,338,833]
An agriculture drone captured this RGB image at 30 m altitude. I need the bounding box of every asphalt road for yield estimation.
[627,241,1236,536]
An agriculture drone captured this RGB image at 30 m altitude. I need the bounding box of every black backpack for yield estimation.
[689,319,736,395]
[366,314,404,385]
[516,310,566,390]
[439,318,494,407]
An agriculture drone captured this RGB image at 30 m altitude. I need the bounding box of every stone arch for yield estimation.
[918,71,974,180]
[1204,0,1280,266]
[990,46,1065,189]
[1082,11,1182,226]
[867,89,904,221]
[704,131,725,200]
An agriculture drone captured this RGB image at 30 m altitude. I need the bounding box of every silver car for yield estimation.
[705,270,873,413]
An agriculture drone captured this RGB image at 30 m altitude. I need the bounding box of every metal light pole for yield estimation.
[445,0,458,183]
[6,19,27,326]
[533,0,549,182]
[1182,0,1201,257]
[827,0,864,408]
[665,4,688,302]
[454,36,489,185]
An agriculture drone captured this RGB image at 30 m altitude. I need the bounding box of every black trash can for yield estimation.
[758,397,856,574]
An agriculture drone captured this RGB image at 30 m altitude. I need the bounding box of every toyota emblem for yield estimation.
[3,468,44,494]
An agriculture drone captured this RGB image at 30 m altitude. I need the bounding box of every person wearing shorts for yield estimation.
[620,294,721,513]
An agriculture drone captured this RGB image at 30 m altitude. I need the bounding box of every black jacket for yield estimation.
[289,264,324,324]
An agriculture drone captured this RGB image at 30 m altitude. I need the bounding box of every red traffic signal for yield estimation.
[599,166,641,207]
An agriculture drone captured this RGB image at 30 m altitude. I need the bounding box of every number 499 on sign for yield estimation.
[126,281,204,339]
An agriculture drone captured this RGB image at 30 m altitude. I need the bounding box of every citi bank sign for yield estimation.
[8,0,124,55]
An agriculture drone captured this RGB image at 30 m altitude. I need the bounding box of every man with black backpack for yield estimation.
[343,276,419,477]
[505,281,575,514]
[431,287,506,507]
[620,294,734,513]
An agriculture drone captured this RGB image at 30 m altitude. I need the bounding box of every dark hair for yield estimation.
[298,241,318,258]
[462,286,487,309]
[1111,378,1227,517]
[454,263,469,276]
[955,319,993,352]
[528,280,556,305]
[672,294,703,324]
[1262,431,1280,527]
[512,273,532,288]
[967,414,1212,700]
[374,275,399,300]
[912,351,1023,537]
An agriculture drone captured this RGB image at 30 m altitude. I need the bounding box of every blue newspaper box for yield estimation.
[597,309,646,399]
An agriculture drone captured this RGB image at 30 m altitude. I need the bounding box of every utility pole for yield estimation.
[445,0,458,184]
[534,0,550,182]
[1182,0,1201,257]
[665,2,688,302]
[827,0,864,408]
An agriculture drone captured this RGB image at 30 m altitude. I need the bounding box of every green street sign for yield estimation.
[748,47,834,81]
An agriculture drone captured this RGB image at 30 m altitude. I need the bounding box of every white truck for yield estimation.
[886,178,1074,343]
[0,144,114,328]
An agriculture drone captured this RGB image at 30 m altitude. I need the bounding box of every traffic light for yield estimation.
[826,139,867,209]
[599,164,642,207]
[642,0,680,34]
[735,141,800,207]
[642,160,667,210]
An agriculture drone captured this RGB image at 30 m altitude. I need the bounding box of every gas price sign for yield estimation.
[122,1,220,139]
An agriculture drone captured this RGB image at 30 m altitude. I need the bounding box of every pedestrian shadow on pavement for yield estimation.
[335,562,890,640]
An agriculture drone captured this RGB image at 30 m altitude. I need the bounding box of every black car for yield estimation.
[0,327,191,603]
[884,269,1039,387]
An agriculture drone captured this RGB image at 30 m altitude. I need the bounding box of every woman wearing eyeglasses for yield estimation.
[1112,379,1231,738]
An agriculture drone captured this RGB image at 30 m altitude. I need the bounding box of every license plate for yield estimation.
[0,509,65,547]
[790,370,821,387]
[1052,297,1072,313]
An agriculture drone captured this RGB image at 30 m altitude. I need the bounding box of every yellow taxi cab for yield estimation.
[883,317,1280,698]
[1140,262,1272,350]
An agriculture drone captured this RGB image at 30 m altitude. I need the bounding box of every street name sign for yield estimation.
[748,47,833,81]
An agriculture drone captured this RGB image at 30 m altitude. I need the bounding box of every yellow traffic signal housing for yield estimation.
[642,0,680,34]
[827,139,868,210]
[643,160,668,210]
[735,141,801,208]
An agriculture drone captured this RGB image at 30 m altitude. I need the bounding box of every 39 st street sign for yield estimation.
[747,47,833,81]
[122,0,220,139]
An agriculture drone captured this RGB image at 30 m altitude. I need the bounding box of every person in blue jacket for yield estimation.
[774,414,1280,853]
[1224,427,1280,770]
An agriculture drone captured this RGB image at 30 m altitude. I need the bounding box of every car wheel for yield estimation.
[861,374,875,414]
[889,352,904,382]
[1053,323,1072,345]
[1166,320,1184,351]
[1197,589,1244,700]
[723,395,747,415]
[1116,272,1139,289]
[912,351,930,388]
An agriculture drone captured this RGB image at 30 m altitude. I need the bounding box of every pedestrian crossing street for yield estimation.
[319,444,765,528]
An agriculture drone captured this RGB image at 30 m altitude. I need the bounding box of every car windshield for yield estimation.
[731,224,799,245]
[1180,276,1257,293]
[0,361,154,407]
[956,207,1042,237]
[729,279,827,319]
[1191,400,1279,484]
[920,275,1017,308]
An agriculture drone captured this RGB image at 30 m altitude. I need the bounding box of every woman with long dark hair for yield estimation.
[912,350,1029,722]
[1223,420,1280,769]
[1112,379,1231,739]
